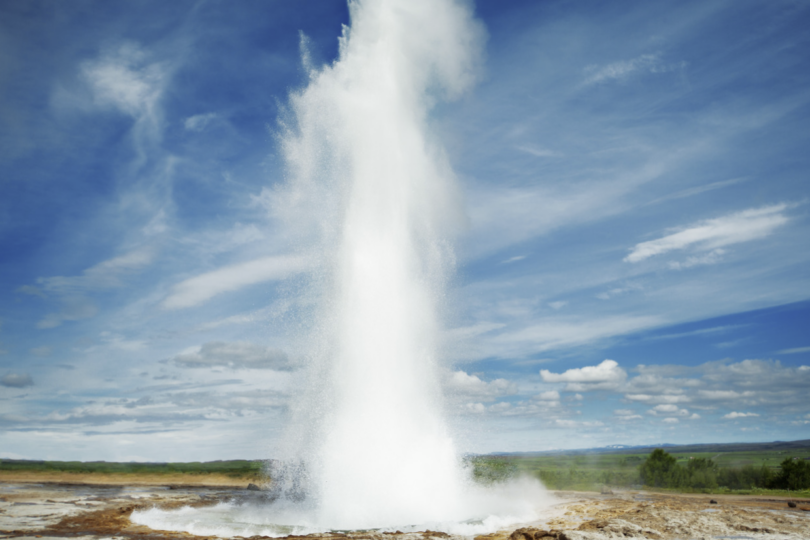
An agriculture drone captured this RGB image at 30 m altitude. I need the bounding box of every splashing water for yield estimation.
[134,0,554,535]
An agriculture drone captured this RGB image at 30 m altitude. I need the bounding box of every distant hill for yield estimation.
[491,439,810,457]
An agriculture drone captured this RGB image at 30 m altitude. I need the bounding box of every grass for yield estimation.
[0,459,264,478]
[469,444,810,494]
[6,441,810,495]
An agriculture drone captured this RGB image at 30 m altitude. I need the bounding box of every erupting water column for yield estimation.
[280,0,484,530]
[131,2,552,534]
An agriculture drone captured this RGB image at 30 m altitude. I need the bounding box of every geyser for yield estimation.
[278,0,482,529]
[133,0,553,535]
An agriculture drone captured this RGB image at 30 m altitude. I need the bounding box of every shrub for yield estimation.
[770,458,810,490]
[639,449,684,488]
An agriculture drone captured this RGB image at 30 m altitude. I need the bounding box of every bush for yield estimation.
[639,449,685,488]
[717,463,773,489]
[684,457,718,489]
[770,458,810,490]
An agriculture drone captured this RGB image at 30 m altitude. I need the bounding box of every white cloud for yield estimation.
[647,404,689,416]
[462,401,513,415]
[21,249,154,329]
[723,411,760,419]
[534,390,560,401]
[779,346,810,354]
[81,43,165,120]
[548,301,568,310]
[173,342,293,371]
[516,145,562,158]
[30,346,52,357]
[555,419,604,428]
[697,389,749,400]
[625,393,691,404]
[584,54,660,85]
[162,255,309,309]
[582,53,685,85]
[488,316,660,359]
[1,373,33,388]
[33,249,154,295]
[625,204,789,264]
[184,112,218,131]
[501,255,525,264]
[540,359,627,391]
[596,283,643,300]
[662,417,680,424]
[668,248,726,270]
[446,370,517,402]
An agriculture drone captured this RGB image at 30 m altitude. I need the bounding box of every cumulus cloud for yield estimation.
[534,390,560,401]
[1,373,33,388]
[723,411,760,419]
[446,370,517,402]
[162,255,309,309]
[173,342,293,371]
[662,417,680,424]
[540,359,627,391]
[617,359,809,419]
[5,388,290,428]
[614,409,642,420]
[463,401,513,415]
[648,404,690,416]
[624,204,789,264]
[625,394,691,404]
[555,419,604,428]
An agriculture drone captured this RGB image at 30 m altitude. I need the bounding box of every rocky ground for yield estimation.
[1,481,808,540]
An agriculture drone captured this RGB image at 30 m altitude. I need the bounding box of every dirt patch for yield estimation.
[0,470,254,488]
[2,483,810,540]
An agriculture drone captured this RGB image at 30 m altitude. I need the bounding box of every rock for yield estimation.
[509,527,569,540]
[787,501,797,508]
[709,499,718,504]
[246,483,261,491]
[601,485,613,495]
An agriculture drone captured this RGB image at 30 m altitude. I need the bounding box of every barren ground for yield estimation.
[1,477,808,540]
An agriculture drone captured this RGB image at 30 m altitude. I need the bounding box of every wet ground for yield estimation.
[1,481,808,540]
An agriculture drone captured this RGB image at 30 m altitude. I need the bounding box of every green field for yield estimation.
[4,439,809,496]
[469,439,810,495]
[0,458,263,478]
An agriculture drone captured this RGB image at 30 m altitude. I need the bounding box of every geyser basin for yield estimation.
[130,478,555,538]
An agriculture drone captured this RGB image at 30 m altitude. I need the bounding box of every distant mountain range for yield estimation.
[490,439,810,457]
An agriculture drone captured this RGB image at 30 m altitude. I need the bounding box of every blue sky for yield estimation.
[1,0,809,461]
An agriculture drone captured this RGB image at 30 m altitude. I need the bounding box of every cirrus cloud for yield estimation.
[162,255,309,309]
[624,204,789,264]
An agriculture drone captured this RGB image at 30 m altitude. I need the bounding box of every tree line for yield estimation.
[639,448,810,490]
